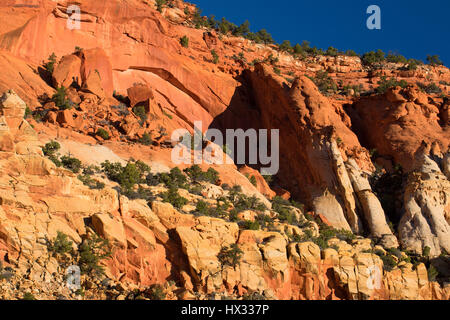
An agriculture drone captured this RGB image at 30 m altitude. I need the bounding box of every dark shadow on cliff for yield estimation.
[208,71,307,204]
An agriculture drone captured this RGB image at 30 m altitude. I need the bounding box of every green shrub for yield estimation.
[361,49,385,66]
[138,133,153,146]
[42,141,61,157]
[184,164,205,182]
[195,199,230,218]
[60,155,82,173]
[376,76,408,94]
[96,128,110,140]
[248,175,257,186]
[227,185,267,213]
[122,186,155,202]
[132,105,147,124]
[218,244,243,268]
[325,46,339,57]
[48,231,73,255]
[221,183,231,191]
[217,17,237,34]
[184,165,219,184]
[311,236,329,250]
[291,201,304,212]
[192,8,208,29]
[262,175,272,186]
[211,50,219,64]
[148,284,166,300]
[426,55,443,66]
[308,46,323,55]
[256,214,274,229]
[277,207,297,225]
[155,167,188,189]
[155,0,166,13]
[273,67,281,75]
[46,155,61,167]
[241,220,260,230]
[24,106,32,119]
[233,20,250,37]
[245,30,269,43]
[52,86,73,110]
[101,160,149,192]
[230,193,267,213]
[243,292,266,300]
[22,293,36,300]
[44,53,57,73]
[423,246,431,258]
[78,174,105,190]
[78,233,111,276]
[195,200,209,216]
[205,15,218,30]
[180,35,189,48]
[416,82,442,94]
[405,59,422,70]
[310,71,337,95]
[160,186,188,209]
[255,29,273,44]
[272,196,298,225]
[372,249,398,271]
[345,50,359,57]
[379,254,397,272]
[227,185,243,201]
[294,221,356,250]
[32,109,47,123]
[266,54,279,65]
[228,209,239,222]
[386,53,407,64]
[279,40,293,53]
[293,43,304,55]
[144,173,161,187]
[317,223,356,243]
[427,265,439,282]
[304,212,314,221]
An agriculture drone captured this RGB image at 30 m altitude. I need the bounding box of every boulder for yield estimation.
[80,48,114,98]
[92,213,127,248]
[127,84,154,109]
[56,109,75,127]
[52,54,82,89]
[82,69,105,101]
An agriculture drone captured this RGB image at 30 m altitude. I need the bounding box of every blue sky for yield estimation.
[190,0,449,65]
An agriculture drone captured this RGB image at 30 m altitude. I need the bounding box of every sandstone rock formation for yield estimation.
[399,144,450,256]
[219,64,398,248]
[0,0,448,300]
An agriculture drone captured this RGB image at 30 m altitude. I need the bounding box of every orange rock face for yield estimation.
[348,87,449,171]
[238,165,276,199]
[0,0,448,300]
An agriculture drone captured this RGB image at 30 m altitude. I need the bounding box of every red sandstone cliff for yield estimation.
[0,0,448,300]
